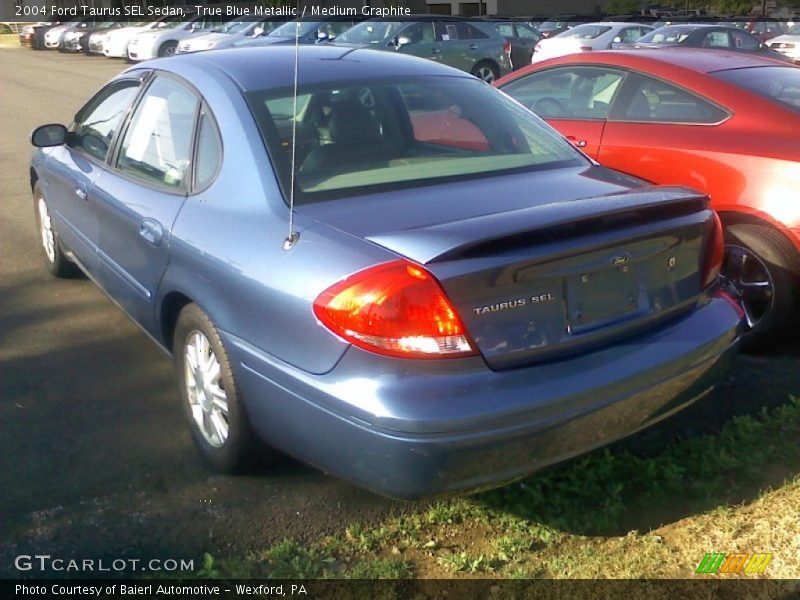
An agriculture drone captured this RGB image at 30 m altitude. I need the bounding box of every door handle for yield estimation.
[469,44,479,50]
[566,136,588,148]
[75,183,87,200]
[139,219,163,247]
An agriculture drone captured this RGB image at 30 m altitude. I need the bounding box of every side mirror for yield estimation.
[612,36,622,43]
[394,35,411,48]
[31,124,67,147]
[316,30,329,42]
[252,26,264,37]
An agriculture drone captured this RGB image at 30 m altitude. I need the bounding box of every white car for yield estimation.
[127,15,226,61]
[43,23,71,49]
[766,24,800,63]
[531,22,654,63]
[102,20,158,58]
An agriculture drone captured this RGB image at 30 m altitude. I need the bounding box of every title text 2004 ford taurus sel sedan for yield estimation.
[29,47,742,499]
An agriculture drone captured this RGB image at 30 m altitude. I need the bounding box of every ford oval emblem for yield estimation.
[612,255,629,266]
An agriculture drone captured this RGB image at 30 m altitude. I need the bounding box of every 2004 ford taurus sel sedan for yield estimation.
[29,46,743,499]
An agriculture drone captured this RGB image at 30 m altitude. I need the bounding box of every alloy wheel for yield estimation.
[476,66,496,83]
[184,330,229,448]
[720,244,774,329]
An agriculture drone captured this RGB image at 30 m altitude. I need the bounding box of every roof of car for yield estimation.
[151,45,472,91]
[560,47,788,73]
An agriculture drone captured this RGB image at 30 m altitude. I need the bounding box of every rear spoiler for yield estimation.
[366,186,709,264]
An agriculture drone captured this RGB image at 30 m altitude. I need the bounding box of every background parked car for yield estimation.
[127,14,226,60]
[497,49,800,347]
[233,16,364,48]
[18,22,51,48]
[44,18,100,50]
[28,46,741,498]
[632,24,792,61]
[766,23,800,63]
[63,21,122,54]
[101,18,174,59]
[176,17,288,54]
[490,19,542,68]
[532,22,654,63]
[333,17,512,82]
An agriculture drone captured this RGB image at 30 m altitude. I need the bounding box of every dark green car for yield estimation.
[334,17,512,82]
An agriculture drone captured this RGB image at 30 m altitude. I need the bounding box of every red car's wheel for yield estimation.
[721,224,800,350]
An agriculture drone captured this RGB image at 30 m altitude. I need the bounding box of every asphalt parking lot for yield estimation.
[1,47,798,578]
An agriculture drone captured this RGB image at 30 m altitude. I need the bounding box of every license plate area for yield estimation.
[566,264,639,333]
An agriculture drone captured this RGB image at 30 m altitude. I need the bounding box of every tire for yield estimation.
[173,303,263,473]
[33,182,77,278]
[158,41,177,57]
[471,60,500,84]
[722,223,800,350]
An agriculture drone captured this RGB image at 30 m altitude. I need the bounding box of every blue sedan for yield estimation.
[29,46,742,498]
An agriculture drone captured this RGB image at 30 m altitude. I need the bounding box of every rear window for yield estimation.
[561,24,612,40]
[638,27,694,44]
[247,76,583,203]
[712,67,800,112]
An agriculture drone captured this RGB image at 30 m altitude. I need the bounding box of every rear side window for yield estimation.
[495,23,514,38]
[72,81,140,161]
[117,76,199,189]
[193,111,222,190]
[562,24,612,40]
[712,67,800,112]
[618,75,728,123]
[501,66,626,119]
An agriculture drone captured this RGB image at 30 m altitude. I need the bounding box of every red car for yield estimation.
[496,49,800,348]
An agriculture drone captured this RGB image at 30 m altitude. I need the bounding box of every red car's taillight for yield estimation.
[313,260,477,359]
[503,40,512,55]
[702,212,725,288]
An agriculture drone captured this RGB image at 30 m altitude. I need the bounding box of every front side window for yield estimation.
[496,23,515,38]
[71,81,140,161]
[501,66,626,119]
[619,76,728,123]
[117,76,199,189]
[337,21,408,45]
[248,76,583,203]
[516,24,540,40]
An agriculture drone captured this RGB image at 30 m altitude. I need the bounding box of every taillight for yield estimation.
[503,40,511,55]
[313,260,477,359]
[579,46,593,52]
[702,212,724,288]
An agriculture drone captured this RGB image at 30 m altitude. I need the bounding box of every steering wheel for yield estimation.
[534,97,573,118]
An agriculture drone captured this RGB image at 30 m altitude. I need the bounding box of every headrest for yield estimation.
[329,104,382,146]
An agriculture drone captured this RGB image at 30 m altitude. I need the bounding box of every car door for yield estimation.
[513,23,540,65]
[42,78,141,271]
[90,74,200,332]
[499,65,627,159]
[597,72,732,193]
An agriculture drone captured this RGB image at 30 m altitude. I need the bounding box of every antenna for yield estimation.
[283,2,301,251]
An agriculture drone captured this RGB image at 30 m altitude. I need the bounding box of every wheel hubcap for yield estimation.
[38,197,55,263]
[478,67,495,83]
[720,244,774,330]
[184,331,229,448]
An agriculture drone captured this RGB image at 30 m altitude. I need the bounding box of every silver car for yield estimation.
[127,15,226,60]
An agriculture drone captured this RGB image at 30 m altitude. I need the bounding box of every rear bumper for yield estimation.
[224,297,741,499]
